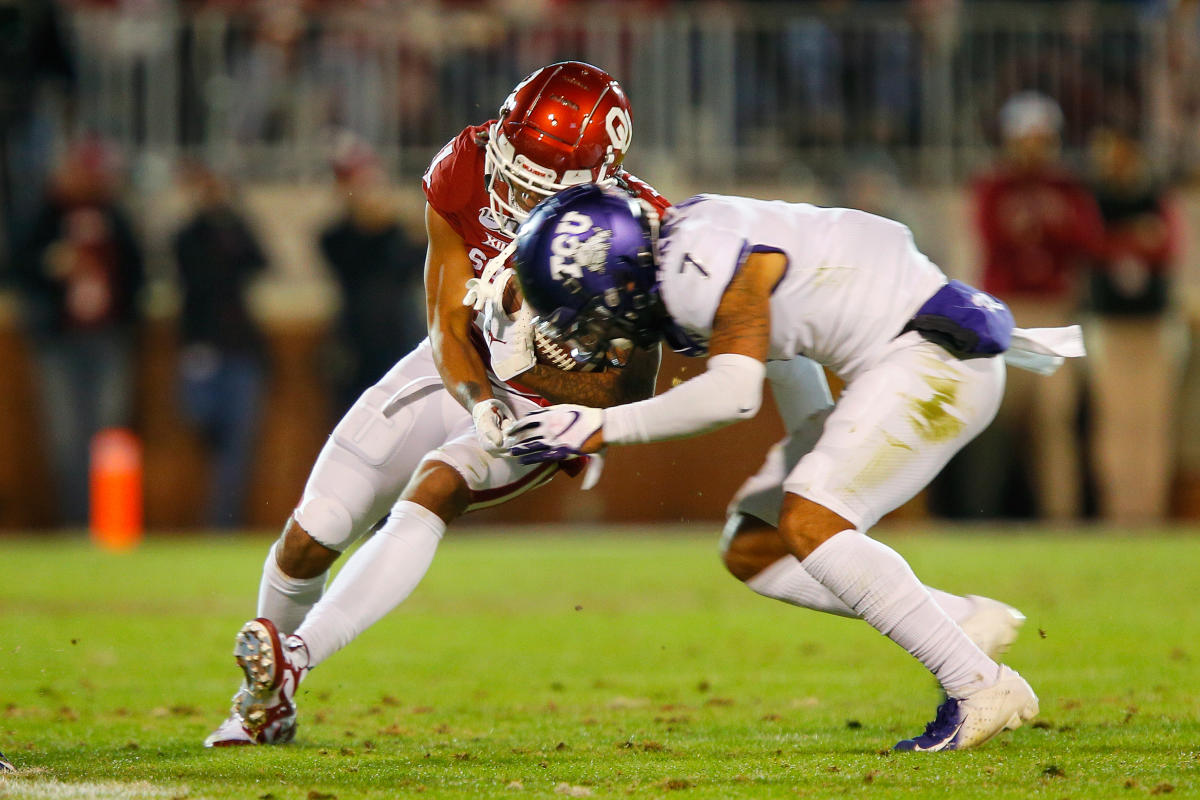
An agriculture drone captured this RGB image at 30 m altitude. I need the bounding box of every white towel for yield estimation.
[1003,325,1087,375]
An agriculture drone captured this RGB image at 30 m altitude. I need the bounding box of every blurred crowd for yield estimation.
[2,133,426,529]
[1,0,1198,528]
[4,0,1194,181]
[933,92,1188,524]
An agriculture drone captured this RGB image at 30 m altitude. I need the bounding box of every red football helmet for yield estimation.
[486,61,634,234]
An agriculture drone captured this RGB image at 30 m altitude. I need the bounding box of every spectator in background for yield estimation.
[964,92,1103,519]
[0,0,75,275]
[1167,0,1200,180]
[1084,126,1186,523]
[228,1,308,144]
[318,135,425,414]
[781,10,845,146]
[12,138,145,526]
[173,162,269,528]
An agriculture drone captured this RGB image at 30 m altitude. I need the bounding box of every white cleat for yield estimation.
[894,665,1039,751]
[203,618,308,747]
[203,700,263,747]
[959,595,1026,660]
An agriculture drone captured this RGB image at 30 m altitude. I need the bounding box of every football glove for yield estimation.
[505,404,604,464]
[472,399,517,454]
[463,246,516,315]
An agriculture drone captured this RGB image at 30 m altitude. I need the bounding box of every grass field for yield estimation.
[1,526,1198,799]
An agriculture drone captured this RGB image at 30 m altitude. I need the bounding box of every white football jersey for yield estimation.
[655,195,948,379]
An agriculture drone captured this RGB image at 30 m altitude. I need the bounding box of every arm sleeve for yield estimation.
[602,353,766,444]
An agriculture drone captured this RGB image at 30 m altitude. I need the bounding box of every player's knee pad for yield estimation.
[330,383,433,468]
[293,495,356,552]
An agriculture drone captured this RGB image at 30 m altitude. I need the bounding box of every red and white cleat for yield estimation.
[204,618,309,747]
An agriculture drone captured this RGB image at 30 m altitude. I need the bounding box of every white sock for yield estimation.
[257,541,327,636]
[746,556,975,623]
[801,530,1000,697]
[294,500,444,669]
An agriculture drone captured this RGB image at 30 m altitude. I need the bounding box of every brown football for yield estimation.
[534,326,601,372]
[508,274,601,372]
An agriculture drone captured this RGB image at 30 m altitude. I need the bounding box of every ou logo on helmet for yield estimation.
[605,107,632,153]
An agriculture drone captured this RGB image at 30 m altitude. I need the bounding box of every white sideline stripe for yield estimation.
[0,779,199,800]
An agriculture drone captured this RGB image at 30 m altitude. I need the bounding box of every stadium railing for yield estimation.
[63,2,1188,186]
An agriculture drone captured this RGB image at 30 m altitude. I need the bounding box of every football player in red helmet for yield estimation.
[484,62,635,234]
[204,61,666,746]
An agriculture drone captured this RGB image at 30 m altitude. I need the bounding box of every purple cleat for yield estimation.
[895,666,1039,752]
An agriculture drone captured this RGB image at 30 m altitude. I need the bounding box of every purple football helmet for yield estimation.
[513,183,664,367]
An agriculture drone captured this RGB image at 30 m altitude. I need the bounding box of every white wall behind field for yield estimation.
[5,178,1194,341]
[182,182,1200,324]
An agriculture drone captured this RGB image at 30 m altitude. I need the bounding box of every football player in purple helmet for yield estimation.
[514,184,667,370]
[507,183,1088,751]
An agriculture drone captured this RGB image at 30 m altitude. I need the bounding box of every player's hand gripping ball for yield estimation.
[501,271,605,373]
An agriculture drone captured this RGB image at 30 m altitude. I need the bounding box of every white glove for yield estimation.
[472,399,517,453]
[487,300,537,381]
[464,247,537,381]
[463,247,516,315]
[505,404,605,464]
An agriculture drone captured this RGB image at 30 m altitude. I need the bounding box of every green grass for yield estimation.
[1,527,1198,799]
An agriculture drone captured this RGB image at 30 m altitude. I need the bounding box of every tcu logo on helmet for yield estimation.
[549,211,612,281]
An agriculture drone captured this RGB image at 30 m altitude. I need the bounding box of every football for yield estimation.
[504,271,602,373]
[533,325,602,372]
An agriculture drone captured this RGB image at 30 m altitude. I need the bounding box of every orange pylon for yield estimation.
[89,428,143,550]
